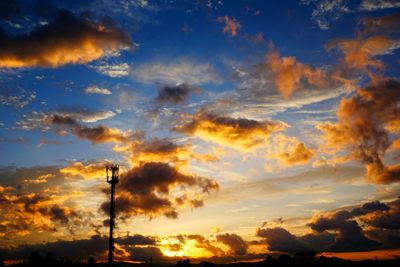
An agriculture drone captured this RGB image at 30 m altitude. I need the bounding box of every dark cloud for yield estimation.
[216,233,248,255]
[49,114,131,144]
[0,9,132,68]
[125,246,166,262]
[299,232,335,252]
[360,198,400,230]
[156,83,200,104]
[351,200,390,216]
[309,210,380,251]
[0,235,108,260]
[257,227,309,253]
[116,234,156,246]
[39,205,79,225]
[256,199,400,254]
[101,162,218,219]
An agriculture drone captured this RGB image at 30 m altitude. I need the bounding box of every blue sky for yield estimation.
[0,0,400,263]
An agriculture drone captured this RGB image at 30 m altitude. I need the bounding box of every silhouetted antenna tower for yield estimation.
[106,164,119,266]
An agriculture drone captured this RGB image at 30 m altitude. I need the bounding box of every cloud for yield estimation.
[257,227,309,253]
[0,233,163,262]
[278,142,314,166]
[0,235,108,260]
[0,188,83,236]
[60,161,106,179]
[49,114,132,144]
[101,162,218,219]
[301,0,350,30]
[265,48,327,99]
[351,201,390,216]
[14,109,116,131]
[114,137,218,168]
[216,233,248,255]
[325,35,399,73]
[131,59,220,85]
[116,234,157,246]
[256,199,400,253]
[269,134,314,166]
[84,85,112,95]
[156,83,200,104]
[174,110,287,151]
[361,13,400,34]
[359,0,400,11]
[0,137,28,144]
[186,234,224,257]
[316,78,400,184]
[0,10,132,68]
[217,16,241,37]
[0,90,36,109]
[359,198,400,230]
[309,210,380,251]
[91,62,130,77]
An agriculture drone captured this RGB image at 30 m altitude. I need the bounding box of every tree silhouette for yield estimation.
[28,251,42,267]
[88,256,96,267]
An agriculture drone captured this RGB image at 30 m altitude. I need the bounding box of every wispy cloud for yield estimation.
[84,85,112,95]
[90,62,130,78]
[131,59,221,85]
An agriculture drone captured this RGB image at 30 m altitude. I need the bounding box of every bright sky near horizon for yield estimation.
[0,0,400,263]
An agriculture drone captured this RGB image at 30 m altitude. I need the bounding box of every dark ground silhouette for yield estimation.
[1,251,399,267]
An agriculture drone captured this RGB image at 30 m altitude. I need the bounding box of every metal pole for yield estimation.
[107,165,119,266]
[108,179,115,265]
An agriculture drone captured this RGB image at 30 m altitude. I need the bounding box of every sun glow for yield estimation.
[159,238,216,258]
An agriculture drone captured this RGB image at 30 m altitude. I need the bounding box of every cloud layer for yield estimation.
[0,10,132,68]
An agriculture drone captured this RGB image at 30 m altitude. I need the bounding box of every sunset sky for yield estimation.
[0,0,400,263]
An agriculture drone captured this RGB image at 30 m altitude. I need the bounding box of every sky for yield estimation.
[0,0,400,264]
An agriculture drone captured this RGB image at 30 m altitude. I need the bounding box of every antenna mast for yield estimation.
[106,164,119,266]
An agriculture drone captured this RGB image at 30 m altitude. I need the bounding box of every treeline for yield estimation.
[0,251,97,267]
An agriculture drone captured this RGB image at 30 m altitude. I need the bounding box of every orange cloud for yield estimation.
[0,10,132,68]
[265,49,326,99]
[362,12,400,34]
[325,35,396,73]
[60,161,106,179]
[316,79,400,184]
[279,142,314,166]
[217,16,241,37]
[174,110,287,151]
[268,134,314,166]
[216,233,248,255]
[113,138,218,168]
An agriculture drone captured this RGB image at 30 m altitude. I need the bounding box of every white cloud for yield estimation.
[91,62,130,78]
[84,86,112,95]
[13,110,116,130]
[302,0,350,30]
[0,90,36,109]
[131,59,221,85]
[58,110,116,123]
[359,0,400,11]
